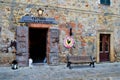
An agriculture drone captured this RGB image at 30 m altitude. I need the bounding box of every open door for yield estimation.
[16,26,29,67]
[99,34,110,62]
[49,28,59,65]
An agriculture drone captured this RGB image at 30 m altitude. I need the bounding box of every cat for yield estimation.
[11,60,18,70]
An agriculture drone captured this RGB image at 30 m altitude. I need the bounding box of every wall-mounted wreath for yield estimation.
[64,36,75,48]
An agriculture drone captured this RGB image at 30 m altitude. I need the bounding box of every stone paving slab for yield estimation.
[0,62,120,80]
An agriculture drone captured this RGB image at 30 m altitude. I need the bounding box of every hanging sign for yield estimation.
[19,15,58,24]
[64,36,75,48]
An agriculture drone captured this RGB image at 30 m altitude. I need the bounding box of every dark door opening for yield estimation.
[99,34,110,62]
[29,28,48,63]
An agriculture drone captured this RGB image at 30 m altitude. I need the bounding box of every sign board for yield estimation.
[19,15,58,24]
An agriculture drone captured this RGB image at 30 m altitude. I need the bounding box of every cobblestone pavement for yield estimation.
[0,62,120,80]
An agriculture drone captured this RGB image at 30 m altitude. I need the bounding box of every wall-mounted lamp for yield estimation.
[37,8,44,17]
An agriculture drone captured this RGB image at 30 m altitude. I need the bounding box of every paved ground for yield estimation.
[0,62,120,80]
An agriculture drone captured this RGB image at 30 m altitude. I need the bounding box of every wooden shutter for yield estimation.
[49,28,59,65]
[16,26,29,67]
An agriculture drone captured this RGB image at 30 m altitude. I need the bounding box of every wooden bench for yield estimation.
[66,55,95,69]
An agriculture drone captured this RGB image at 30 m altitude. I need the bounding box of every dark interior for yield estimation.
[29,28,48,63]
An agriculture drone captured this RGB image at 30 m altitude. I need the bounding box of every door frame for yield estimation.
[28,23,59,65]
[96,30,115,63]
[28,24,51,64]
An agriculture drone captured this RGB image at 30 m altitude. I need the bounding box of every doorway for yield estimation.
[29,28,48,63]
[99,34,110,62]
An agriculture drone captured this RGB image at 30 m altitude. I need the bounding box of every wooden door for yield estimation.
[49,28,59,65]
[16,26,29,67]
[99,34,110,62]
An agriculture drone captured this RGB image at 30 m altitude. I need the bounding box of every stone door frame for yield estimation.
[18,16,59,66]
[28,23,51,64]
[96,30,115,63]
[28,23,59,65]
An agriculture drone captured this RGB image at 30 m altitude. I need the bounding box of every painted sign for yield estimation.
[64,36,75,48]
[19,15,58,24]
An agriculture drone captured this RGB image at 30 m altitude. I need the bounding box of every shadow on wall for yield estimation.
[0,38,16,53]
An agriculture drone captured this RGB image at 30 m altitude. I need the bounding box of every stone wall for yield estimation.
[0,0,120,65]
[0,53,15,66]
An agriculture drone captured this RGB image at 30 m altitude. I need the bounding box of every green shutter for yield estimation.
[105,0,110,5]
[100,0,110,5]
[100,0,104,4]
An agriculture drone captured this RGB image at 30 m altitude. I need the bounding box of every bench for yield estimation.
[66,55,95,69]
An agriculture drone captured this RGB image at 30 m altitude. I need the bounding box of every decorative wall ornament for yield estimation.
[64,36,75,48]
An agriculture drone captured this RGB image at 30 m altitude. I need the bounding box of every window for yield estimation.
[100,0,110,5]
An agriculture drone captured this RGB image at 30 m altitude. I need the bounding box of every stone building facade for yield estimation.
[0,0,120,66]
